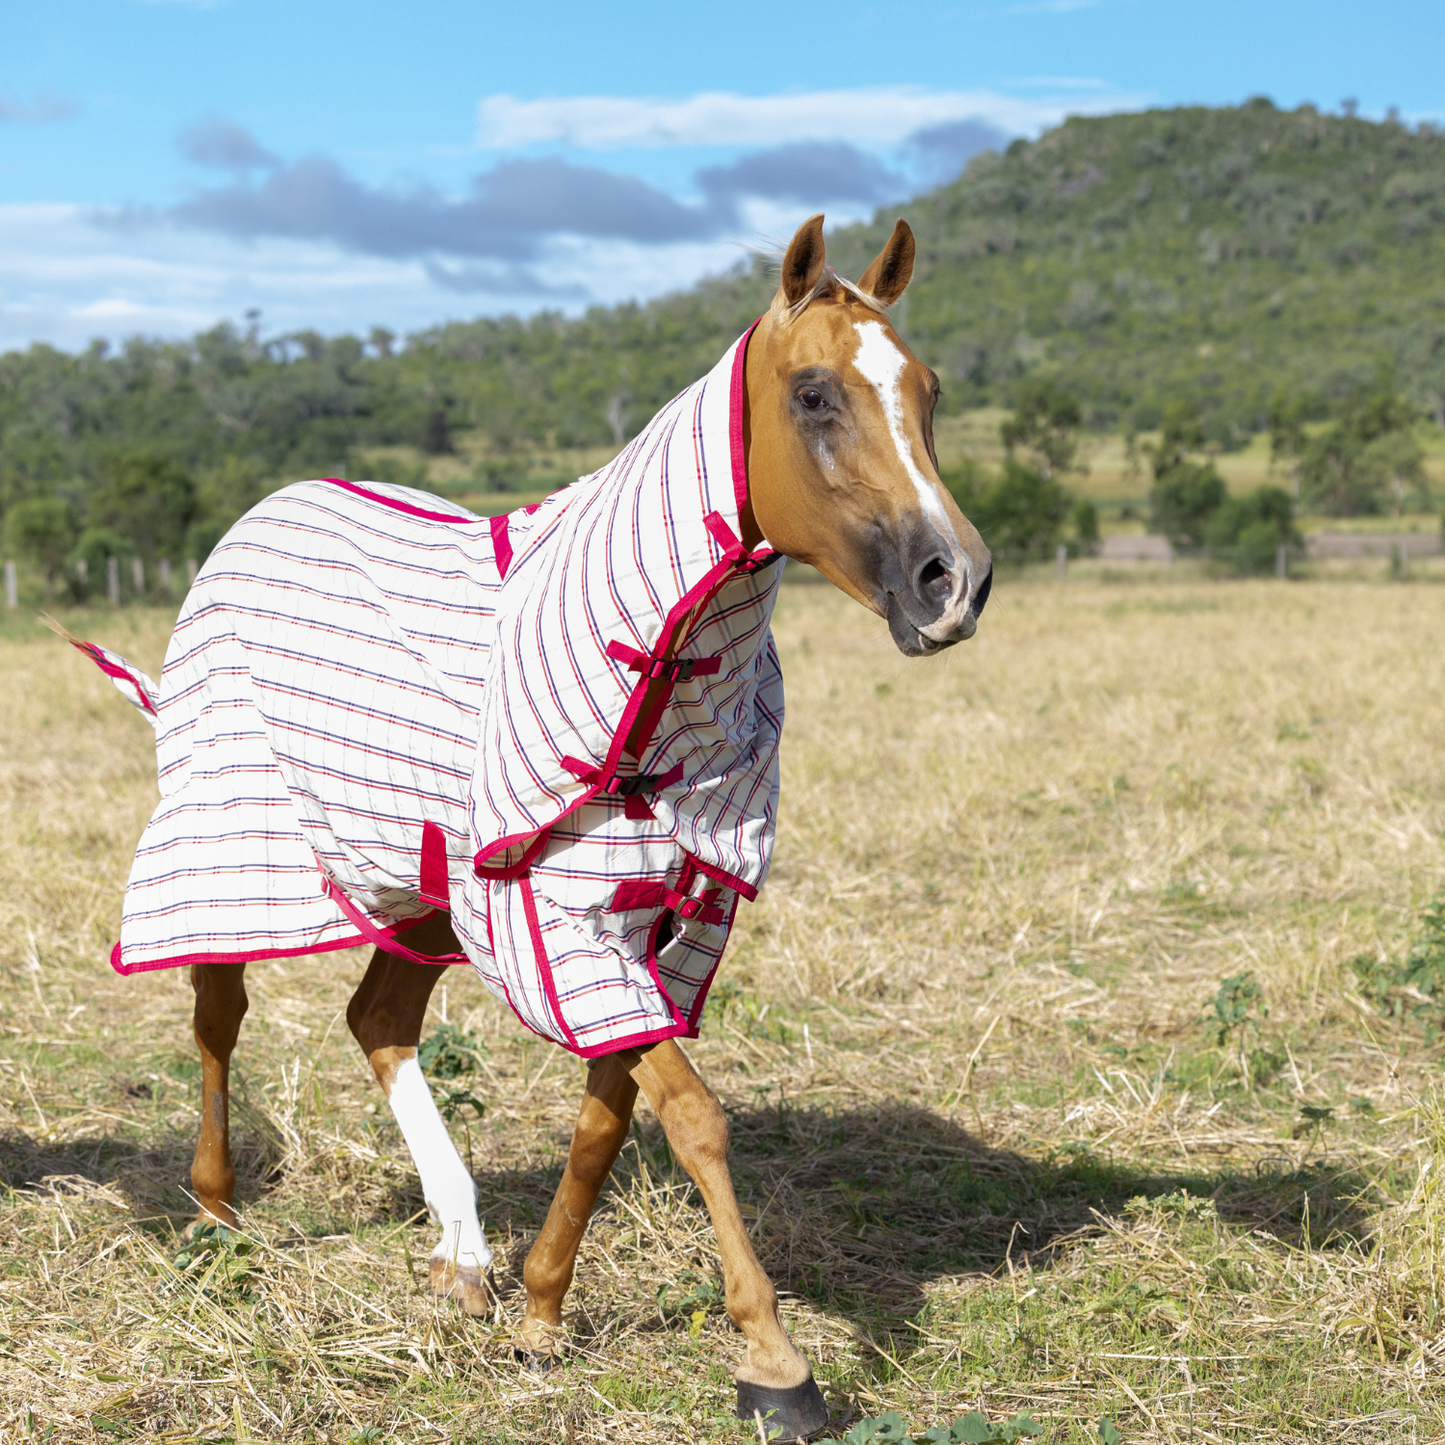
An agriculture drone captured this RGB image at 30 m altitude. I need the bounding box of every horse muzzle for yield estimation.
[881,520,992,657]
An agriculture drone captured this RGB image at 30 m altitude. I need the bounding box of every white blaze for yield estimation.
[387,1055,493,1270]
[851,320,972,640]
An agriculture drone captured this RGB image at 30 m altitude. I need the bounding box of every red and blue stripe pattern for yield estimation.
[94,325,785,1058]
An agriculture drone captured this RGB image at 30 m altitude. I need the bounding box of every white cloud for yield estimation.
[0,202,820,354]
[476,84,1143,152]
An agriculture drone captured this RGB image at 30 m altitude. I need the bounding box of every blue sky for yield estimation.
[2,0,1441,353]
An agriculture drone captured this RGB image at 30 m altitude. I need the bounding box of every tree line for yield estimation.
[941,375,1436,574]
[4,99,1445,591]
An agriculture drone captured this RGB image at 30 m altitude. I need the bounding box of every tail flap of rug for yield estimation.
[46,617,161,728]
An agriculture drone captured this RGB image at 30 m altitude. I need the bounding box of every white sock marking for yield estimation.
[851,320,972,639]
[387,1055,492,1270]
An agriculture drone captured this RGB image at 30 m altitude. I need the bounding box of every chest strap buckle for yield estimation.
[561,757,685,798]
[606,639,721,684]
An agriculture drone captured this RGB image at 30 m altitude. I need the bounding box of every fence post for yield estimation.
[186,557,198,588]
[4,560,15,609]
[1163,540,1173,570]
[159,558,172,592]
[106,556,120,606]
[1276,544,1287,580]
[76,557,88,589]
[1055,543,1067,579]
[131,556,145,597]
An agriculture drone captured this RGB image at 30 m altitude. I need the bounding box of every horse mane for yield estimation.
[766,263,890,324]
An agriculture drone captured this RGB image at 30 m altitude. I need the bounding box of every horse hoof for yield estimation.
[736,1374,830,1441]
[428,1256,498,1317]
[514,1348,564,1373]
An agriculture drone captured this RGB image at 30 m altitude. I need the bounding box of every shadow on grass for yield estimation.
[617,1101,1377,1326]
[0,1097,1376,1312]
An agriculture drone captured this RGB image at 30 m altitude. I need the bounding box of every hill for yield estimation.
[832,97,1445,443]
[2,99,1444,563]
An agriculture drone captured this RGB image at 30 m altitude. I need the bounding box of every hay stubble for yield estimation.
[2,578,1443,1442]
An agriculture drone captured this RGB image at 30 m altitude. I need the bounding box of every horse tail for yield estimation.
[43,614,160,729]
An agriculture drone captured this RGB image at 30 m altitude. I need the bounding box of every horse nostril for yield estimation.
[917,557,951,601]
[971,565,992,617]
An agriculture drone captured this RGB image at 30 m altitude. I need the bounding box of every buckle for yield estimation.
[603,773,655,798]
[646,657,695,683]
[676,897,703,920]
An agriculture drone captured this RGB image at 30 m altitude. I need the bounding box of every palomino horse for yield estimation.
[75,214,990,1440]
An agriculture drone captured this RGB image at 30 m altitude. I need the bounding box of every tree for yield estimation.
[944,457,1073,555]
[1072,498,1100,550]
[1267,392,1307,499]
[1147,402,1227,546]
[421,408,454,455]
[1300,387,1421,516]
[5,495,77,600]
[91,453,196,560]
[1000,379,1083,479]
[1205,485,1300,573]
[1358,432,1426,515]
[72,527,133,596]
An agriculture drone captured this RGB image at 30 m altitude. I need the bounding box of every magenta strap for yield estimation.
[703,511,777,573]
[319,874,465,964]
[560,757,685,798]
[609,879,725,926]
[605,639,722,682]
[419,820,450,906]
[490,513,514,578]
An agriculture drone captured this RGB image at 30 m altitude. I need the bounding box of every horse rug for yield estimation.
[82,327,785,1057]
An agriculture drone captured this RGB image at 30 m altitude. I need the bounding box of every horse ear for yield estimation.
[857,219,915,306]
[778,214,827,307]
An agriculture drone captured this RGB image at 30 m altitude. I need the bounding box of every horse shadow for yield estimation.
[0,1094,1371,1336]
[592,1099,1374,1327]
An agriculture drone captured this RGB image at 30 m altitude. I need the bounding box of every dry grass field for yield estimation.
[4,571,1445,1443]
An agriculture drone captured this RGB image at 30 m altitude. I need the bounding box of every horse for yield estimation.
[67,213,990,1441]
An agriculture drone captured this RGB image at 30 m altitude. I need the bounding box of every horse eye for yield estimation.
[798,388,825,410]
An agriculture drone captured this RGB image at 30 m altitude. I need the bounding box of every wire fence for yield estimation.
[2,555,200,609]
[6,531,1445,609]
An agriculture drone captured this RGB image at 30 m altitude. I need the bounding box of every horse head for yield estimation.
[741,213,992,656]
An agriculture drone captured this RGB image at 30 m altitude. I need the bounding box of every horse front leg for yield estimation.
[626,1040,829,1439]
[516,1053,638,1359]
[346,915,496,1316]
[190,962,248,1228]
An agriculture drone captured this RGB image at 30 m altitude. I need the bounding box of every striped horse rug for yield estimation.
[79,327,786,1057]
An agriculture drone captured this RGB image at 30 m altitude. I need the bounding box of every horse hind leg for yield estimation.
[346,918,496,1316]
[190,962,249,1228]
[516,1053,638,1360]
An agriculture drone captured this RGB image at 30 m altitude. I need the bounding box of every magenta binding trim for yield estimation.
[479,877,555,1044]
[519,873,582,1052]
[319,477,486,525]
[519,873,698,1061]
[321,875,465,965]
[107,909,438,977]
[472,828,551,880]
[73,642,157,717]
[519,855,740,1060]
[490,513,514,577]
[728,320,760,513]
[687,851,759,902]
[472,325,773,873]
[681,890,741,1032]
